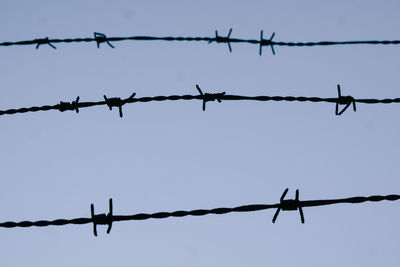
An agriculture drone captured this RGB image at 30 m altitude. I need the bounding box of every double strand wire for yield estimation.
[0,85,399,117]
[0,30,399,55]
[1,191,398,236]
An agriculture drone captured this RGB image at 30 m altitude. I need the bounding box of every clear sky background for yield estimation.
[1,1,399,266]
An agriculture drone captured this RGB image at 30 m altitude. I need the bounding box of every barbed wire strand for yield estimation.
[0,84,399,118]
[0,30,399,55]
[0,189,399,236]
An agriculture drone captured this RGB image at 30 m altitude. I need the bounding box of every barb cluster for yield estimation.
[0,84,399,118]
[0,189,398,236]
[1,30,399,55]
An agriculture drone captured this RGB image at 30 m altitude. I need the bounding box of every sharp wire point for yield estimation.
[269,32,276,55]
[281,188,289,201]
[90,203,97,236]
[296,189,305,223]
[196,84,203,95]
[272,208,281,223]
[227,28,232,52]
[299,206,305,223]
[259,30,264,55]
[107,199,113,234]
[129,92,136,99]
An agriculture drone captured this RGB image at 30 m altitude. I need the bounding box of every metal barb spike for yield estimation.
[272,188,304,223]
[94,32,115,48]
[227,28,232,52]
[35,37,56,49]
[90,198,113,236]
[58,96,80,113]
[103,92,136,118]
[103,95,123,117]
[335,84,356,116]
[269,32,276,55]
[195,84,225,111]
[259,31,276,56]
[209,29,233,52]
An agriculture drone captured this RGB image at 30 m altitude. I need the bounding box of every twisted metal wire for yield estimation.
[0,84,399,118]
[1,190,399,236]
[0,30,399,55]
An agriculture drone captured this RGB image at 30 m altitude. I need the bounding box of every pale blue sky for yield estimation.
[0,1,399,266]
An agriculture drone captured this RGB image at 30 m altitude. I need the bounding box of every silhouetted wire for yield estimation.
[0,30,399,55]
[0,84,399,117]
[1,189,399,236]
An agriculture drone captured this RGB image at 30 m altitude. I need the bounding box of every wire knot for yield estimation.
[103,92,136,117]
[196,84,225,111]
[272,188,305,223]
[335,84,356,116]
[90,198,113,236]
[34,37,56,49]
[58,96,80,113]
[94,32,115,48]
[259,31,275,55]
[208,28,233,52]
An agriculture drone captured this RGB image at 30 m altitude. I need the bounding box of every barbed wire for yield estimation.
[1,189,398,236]
[0,30,399,55]
[0,84,399,118]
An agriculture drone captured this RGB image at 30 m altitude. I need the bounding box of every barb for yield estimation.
[208,28,233,52]
[0,84,399,118]
[196,84,225,111]
[259,31,275,55]
[103,92,136,117]
[94,32,115,48]
[336,84,356,115]
[272,188,304,223]
[34,37,56,49]
[58,96,80,113]
[1,30,399,54]
[91,198,113,236]
[0,190,398,235]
